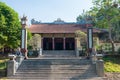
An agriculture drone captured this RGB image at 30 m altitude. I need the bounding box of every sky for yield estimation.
[0,0,93,24]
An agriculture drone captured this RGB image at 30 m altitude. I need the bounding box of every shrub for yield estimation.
[117,47,120,54]
[103,55,120,72]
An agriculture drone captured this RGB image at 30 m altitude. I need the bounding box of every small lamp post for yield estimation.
[21,15,28,59]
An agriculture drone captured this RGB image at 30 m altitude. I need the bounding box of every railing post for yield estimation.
[96,59,104,77]
[7,55,16,76]
[16,56,23,63]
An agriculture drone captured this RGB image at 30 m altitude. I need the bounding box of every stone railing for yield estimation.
[91,54,104,77]
[96,59,104,77]
[7,54,24,76]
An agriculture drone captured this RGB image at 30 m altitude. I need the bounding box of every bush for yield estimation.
[104,61,120,72]
[117,47,120,54]
[103,55,120,72]
[0,58,7,77]
[28,50,39,57]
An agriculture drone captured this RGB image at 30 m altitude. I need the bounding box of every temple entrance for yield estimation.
[43,38,52,50]
[55,38,63,50]
[65,38,75,50]
[43,37,75,50]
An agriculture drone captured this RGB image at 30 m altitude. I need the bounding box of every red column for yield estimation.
[63,37,66,50]
[52,37,55,50]
[75,38,77,50]
[41,38,43,49]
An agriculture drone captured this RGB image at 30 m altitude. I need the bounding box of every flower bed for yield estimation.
[103,55,120,72]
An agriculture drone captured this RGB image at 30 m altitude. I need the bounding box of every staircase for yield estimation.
[8,58,103,80]
[42,50,76,57]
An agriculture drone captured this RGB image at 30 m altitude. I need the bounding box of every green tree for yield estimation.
[76,0,120,53]
[75,30,87,39]
[88,0,120,53]
[75,30,87,47]
[0,2,21,49]
[28,34,41,51]
[76,10,96,28]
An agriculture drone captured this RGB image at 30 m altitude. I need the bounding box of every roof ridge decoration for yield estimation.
[53,18,65,24]
[31,18,41,24]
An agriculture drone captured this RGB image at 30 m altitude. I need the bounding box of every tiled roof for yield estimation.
[29,23,102,34]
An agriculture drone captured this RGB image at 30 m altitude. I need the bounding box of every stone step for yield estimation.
[42,50,76,57]
[18,64,92,69]
[18,64,93,72]
[20,59,91,65]
[8,76,101,80]
[7,78,104,80]
[18,68,94,71]
[8,75,103,80]
[17,66,95,72]
[16,70,94,74]
[8,78,103,80]
[17,65,96,75]
[19,67,92,71]
[10,72,97,79]
[15,72,96,75]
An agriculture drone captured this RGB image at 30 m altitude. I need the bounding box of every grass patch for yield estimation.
[0,57,9,70]
[0,56,9,77]
[103,55,120,72]
[0,78,7,80]
[0,62,6,70]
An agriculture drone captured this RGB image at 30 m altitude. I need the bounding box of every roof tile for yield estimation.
[29,23,101,33]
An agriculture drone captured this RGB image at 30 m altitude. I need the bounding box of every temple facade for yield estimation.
[29,22,106,57]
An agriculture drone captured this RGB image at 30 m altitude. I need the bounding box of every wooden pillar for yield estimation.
[52,37,55,50]
[63,37,66,50]
[41,38,43,50]
[75,37,81,57]
[75,38,77,50]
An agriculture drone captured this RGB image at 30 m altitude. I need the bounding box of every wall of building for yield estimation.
[42,33,75,38]
[114,43,120,52]
[31,33,100,56]
[100,42,120,52]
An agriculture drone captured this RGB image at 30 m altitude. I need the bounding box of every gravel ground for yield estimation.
[104,73,120,80]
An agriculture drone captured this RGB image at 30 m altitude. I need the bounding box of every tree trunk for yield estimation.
[109,26,115,54]
[111,40,115,54]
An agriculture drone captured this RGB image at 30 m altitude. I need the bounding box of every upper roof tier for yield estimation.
[29,23,105,34]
